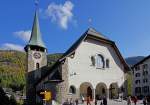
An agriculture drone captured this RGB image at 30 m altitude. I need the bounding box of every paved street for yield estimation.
[78,100,143,105]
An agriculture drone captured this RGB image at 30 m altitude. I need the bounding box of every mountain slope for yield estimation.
[125,56,145,66]
[0,50,26,90]
[0,50,62,90]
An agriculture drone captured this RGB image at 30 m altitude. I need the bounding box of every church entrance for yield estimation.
[80,82,93,100]
[95,83,107,100]
[87,86,92,99]
[109,83,119,99]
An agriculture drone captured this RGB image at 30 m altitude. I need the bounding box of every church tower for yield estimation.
[24,6,47,105]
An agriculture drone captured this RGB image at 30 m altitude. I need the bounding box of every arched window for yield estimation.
[96,54,104,68]
[106,59,109,68]
[69,86,76,94]
[36,63,40,69]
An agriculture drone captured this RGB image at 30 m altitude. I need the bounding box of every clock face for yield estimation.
[33,52,41,59]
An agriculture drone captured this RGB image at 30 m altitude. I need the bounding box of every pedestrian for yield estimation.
[87,96,91,105]
[95,99,97,105]
[143,96,147,105]
[100,101,103,105]
[147,96,150,105]
[127,96,131,105]
[64,98,69,105]
[70,98,74,105]
[133,96,138,105]
[81,95,84,104]
[103,96,107,105]
[120,95,123,102]
[75,99,78,105]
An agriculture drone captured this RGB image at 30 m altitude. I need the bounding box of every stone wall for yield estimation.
[55,59,69,104]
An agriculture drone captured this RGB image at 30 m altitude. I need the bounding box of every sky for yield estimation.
[0,0,150,58]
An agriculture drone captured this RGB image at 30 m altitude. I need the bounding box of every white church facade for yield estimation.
[25,7,130,105]
[34,29,130,104]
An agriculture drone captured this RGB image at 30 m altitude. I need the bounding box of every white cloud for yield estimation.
[45,1,74,29]
[1,43,24,52]
[13,30,31,42]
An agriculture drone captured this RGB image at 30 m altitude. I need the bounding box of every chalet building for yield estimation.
[24,7,130,105]
[132,55,150,97]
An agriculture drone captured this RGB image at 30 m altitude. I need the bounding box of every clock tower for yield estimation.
[24,7,47,105]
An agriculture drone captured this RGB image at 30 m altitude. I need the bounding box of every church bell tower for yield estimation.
[24,4,47,105]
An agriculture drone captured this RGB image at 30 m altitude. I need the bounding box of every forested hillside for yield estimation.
[0,50,26,91]
[0,50,62,91]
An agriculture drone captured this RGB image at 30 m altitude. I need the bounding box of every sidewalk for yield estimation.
[78,99,143,105]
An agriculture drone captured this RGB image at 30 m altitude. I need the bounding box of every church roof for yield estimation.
[35,28,130,86]
[59,28,112,61]
[86,28,108,39]
[59,28,129,70]
[25,10,46,50]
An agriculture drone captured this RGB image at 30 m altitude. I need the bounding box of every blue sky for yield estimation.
[0,0,150,58]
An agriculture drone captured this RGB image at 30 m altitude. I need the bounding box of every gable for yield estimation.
[60,28,111,61]
[35,28,130,86]
[59,28,129,72]
[69,37,127,72]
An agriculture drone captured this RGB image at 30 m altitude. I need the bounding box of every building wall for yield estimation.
[132,58,150,96]
[36,59,69,104]
[55,59,69,103]
[67,38,126,99]
[36,38,127,104]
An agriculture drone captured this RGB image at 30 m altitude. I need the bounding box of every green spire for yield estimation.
[25,9,46,50]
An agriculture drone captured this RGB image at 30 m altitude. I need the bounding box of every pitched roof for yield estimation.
[34,61,62,86]
[60,28,111,61]
[25,10,46,51]
[87,28,109,39]
[132,55,150,68]
[35,28,130,86]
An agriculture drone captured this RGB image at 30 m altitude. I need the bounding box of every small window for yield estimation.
[69,86,76,94]
[106,59,109,68]
[143,71,148,76]
[135,67,137,71]
[143,64,148,70]
[137,66,140,70]
[142,86,149,93]
[91,56,95,66]
[135,87,141,93]
[135,73,140,77]
[145,71,148,75]
[143,79,148,83]
[135,80,140,84]
[36,63,40,69]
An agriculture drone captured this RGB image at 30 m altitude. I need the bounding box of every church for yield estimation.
[24,7,130,105]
